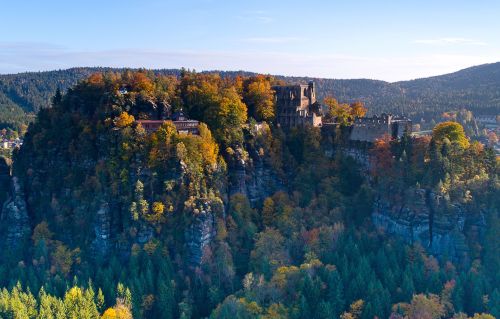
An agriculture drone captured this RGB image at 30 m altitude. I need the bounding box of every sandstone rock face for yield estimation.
[0,157,11,204]
[92,202,112,256]
[246,152,283,205]
[185,201,217,266]
[342,147,370,170]
[1,176,30,249]
[229,147,283,205]
[372,189,485,265]
[229,147,247,197]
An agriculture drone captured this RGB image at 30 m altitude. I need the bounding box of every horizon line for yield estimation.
[0,61,498,84]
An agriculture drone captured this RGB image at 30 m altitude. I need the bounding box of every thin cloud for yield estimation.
[236,11,273,23]
[414,37,487,46]
[0,42,498,81]
[243,37,304,44]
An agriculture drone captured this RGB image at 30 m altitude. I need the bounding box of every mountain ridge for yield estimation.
[0,62,499,131]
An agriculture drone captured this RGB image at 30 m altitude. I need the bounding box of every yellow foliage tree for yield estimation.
[114,112,135,128]
[130,72,154,92]
[341,299,364,319]
[432,121,470,149]
[32,221,53,245]
[152,201,165,214]
[324,97,366,126]
[102,305,132,319]
[198,123,219,166]
[51,243,75,277]
[245,76,275,121]
[350,101,367,118]
[102,308,117,319]
[262,197,275,227]
[88,73,104,86]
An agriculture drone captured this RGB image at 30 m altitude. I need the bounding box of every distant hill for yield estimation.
[274,62,500,119]
[1,63,499,131]
[396,62,500,116]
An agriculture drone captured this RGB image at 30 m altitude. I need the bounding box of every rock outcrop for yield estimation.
[185,199,220,265]
[372,188,486,265]
[228,147,248,197]
[0,157,11,204]
[246,151,284,205]
[92,202,112,257]
[1,176,31,250]
[229,147,283,205]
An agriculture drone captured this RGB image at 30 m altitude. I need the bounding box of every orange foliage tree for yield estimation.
[370,135,395,178]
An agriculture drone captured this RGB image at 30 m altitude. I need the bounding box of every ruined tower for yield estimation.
[273,81,322,128]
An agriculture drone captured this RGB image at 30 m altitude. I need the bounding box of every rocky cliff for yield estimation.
[91,202,113,257]
[228,146,284,206]
[372,188,486,265]
[184,197,223,265]
[1,175,31,250]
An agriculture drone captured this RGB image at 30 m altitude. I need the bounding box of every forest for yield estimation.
[1,62,500,135]
[0,70,498,319]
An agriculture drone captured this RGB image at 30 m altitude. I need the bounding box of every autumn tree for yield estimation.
[261,197,275,227]
[406,294,445,319]
[250,228,289,278]
[370,135,395,180]
[243,76,275,121]
[324,97,351,125]
[432,122,470,149]
[323,97,366,126]
[341,299,364,319]
[114,112,135,128]
[207,87,248,146]
[51,242,79,277]
[180,71,221,121]
[32,221,53,245]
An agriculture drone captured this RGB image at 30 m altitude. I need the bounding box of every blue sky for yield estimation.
[1,0,499,81]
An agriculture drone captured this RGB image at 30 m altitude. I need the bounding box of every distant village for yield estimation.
[0,129,23,158]
[475,115,500,155]
[1,139,23,150]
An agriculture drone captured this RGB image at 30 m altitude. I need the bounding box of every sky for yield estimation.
[1,0,499,81]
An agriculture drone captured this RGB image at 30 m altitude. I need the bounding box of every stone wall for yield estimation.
[349,114,412,142]
[350,121,391,142]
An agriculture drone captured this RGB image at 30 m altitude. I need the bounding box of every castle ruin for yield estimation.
[349,114,412,142]
[273,82,411,142]
[273,82,322,128]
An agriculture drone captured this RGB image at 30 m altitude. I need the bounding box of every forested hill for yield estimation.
[1,63,500,131]
[275,62,500,118]
[395,62,500,116]
[1,70,498,319]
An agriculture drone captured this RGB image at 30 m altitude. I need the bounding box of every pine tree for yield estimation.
[401,269,415,301]
[156,281,175,319]
[97,288,105,313]
[326,269,345,317]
